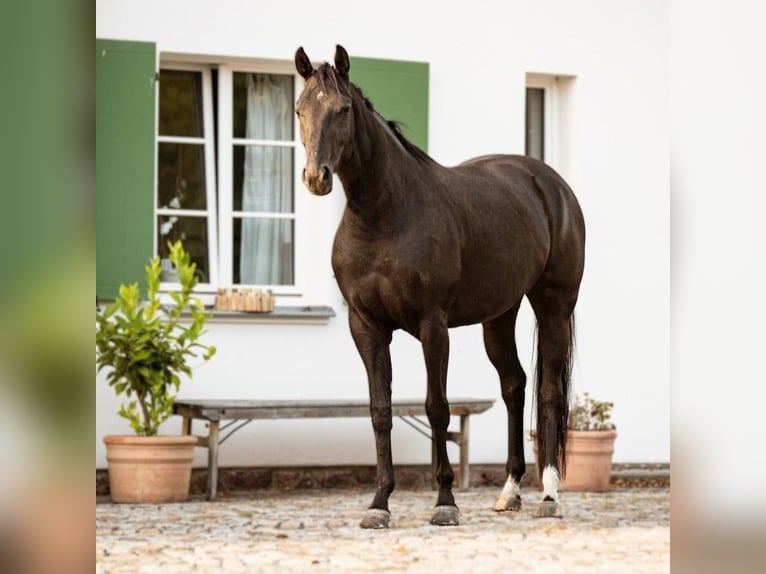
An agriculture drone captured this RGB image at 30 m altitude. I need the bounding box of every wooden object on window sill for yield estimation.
[214,288,275,312]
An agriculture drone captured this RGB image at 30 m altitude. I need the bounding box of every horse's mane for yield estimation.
[316,63,431,164]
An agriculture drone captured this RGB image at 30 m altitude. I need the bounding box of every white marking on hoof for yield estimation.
[542,465,560,503]
[430,505,460,526]
[493,475,522,511]
[359,508,390,529]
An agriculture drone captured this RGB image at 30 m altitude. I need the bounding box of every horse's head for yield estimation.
[294,45,355,196]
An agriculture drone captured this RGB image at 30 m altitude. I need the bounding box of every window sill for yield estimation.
[96,300,337,325]
[203,305,336,325]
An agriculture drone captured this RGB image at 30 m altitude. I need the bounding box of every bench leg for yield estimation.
[459,415,470,490]
[207,421,220,501]
[436,416,470,490]
[181,416,192,436]
[434,416,471,490]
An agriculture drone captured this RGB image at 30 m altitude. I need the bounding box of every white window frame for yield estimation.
[526,74,558,168]
[157,57,308,300]
[217,62,306,296]
[156,63,219,294]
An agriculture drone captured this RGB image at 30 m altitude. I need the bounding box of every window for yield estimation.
[156,62,303,293]
[157,66,217,287]
[96,39,429,305]
[525,86,545,161]
[526,74,559,164]
[525,73,576,172]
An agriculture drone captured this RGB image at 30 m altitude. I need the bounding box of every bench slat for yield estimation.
[174,398,494,421]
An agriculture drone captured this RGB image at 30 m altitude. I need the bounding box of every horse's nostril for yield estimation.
[321,165,330,181]
[302,167,307,181]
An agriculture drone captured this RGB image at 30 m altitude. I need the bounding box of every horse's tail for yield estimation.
[534,314,575,480]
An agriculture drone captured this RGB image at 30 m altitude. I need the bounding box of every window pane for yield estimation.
[157,143,207,210]
[157,215,209,283]
[159,70,204,137]
[233,73,294,140]
[525,87,545,161]
[233,218,294,286]
[233,145,294,213]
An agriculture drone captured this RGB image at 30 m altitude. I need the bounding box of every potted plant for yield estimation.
[532,392,617,492]
[97,241,216,503]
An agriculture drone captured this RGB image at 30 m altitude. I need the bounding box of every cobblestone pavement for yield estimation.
[96,486,669,573]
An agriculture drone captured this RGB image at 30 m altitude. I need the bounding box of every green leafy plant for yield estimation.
[96,241,216,436]
[567,392,616,431]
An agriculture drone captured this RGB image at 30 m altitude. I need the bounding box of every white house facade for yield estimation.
[96,0,669,471]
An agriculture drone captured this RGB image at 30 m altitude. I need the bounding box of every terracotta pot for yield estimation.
[103,435,197,503]
[531,429,617,492]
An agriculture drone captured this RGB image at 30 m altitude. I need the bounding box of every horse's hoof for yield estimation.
[430,505,460,526]
[493,494,522,512]
[360,508,391,529]
[533,500,563,519]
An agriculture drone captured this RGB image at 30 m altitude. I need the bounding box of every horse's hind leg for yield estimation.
[528,287,577,519]
[483,304,528,512]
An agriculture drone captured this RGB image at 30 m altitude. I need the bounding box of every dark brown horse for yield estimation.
[295,45,585,528]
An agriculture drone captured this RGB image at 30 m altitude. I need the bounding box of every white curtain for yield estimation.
[239,74,293,285]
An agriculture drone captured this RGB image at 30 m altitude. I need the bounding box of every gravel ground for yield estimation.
[96,486,669,573]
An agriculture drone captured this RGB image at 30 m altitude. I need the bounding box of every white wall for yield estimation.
[672,0,766,519]
[96,0,670,469]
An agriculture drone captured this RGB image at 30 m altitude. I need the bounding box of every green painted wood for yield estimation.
[96,39,156,299]
[349,56,429,152]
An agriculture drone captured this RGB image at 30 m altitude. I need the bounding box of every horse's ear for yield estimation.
[295,47,314,80]
[335,44,350,77]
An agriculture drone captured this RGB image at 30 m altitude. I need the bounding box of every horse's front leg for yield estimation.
[349,310,395,529]
[420,314,459,526]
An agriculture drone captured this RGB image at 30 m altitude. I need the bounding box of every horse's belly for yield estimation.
[336,249,538,331]
[444,239,544,327]
[446,291,525,327]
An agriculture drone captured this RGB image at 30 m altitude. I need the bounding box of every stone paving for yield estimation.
[96,486,669,573]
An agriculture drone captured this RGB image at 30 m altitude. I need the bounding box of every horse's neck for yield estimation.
[336,106,426,226]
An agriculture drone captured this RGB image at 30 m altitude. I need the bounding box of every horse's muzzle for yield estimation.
[303,164,333,196]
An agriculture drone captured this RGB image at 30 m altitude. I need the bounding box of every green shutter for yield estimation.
[349,57,429,152]
[96,39,156,299]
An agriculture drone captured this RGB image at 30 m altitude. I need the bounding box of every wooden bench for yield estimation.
[174,398,495,500]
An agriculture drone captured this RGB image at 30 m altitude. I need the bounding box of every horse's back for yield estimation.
[452,154,585,293]
[456,155,580,222]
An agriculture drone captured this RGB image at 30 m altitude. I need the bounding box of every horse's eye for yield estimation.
[341,105,351,116]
